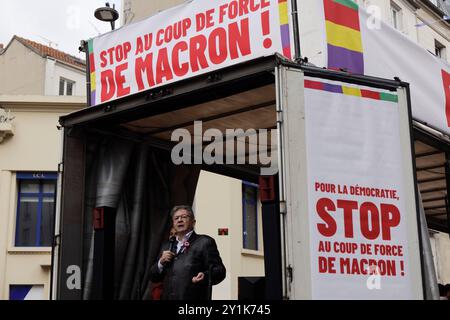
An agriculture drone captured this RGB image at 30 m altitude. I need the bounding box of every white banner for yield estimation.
[303,77,422,299]
[88,0,292,106]
[298,0,450,136]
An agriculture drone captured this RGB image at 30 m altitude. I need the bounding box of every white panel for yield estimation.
[24,285,44,300]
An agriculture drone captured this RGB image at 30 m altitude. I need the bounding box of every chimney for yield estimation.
[0,44,3,52]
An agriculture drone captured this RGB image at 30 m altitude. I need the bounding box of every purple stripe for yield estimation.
[327,44,364,74]
[280,24,290,48]
[323,83,343,93]
[90,91,96,106]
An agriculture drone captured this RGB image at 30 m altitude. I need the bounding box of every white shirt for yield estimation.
[157,230,194,273]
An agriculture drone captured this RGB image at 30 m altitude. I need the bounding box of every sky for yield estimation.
[0,0,122,59]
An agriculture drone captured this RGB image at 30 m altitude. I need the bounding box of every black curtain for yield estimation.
[82,136,200,300]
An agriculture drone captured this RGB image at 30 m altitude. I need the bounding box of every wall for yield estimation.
[0,40,46,95]
[44,59,86,97]
[0,96,85,299]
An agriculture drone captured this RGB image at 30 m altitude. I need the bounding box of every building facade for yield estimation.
[0,37,85,300]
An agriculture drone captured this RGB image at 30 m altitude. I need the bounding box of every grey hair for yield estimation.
[170,205,195,219]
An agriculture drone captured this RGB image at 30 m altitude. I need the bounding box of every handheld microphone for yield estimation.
[169,236,177,254]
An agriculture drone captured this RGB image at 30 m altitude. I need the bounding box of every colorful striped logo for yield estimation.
[305,79,398,103]
[88,39,96,106]
[324,0,364,74]
[278,0,292,59]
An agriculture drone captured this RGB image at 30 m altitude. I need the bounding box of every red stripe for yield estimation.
[361,89,381,100]
[283,47,292,59]
[89,53,95,72]
[278,0,287,3]
[324,0,360,31]
[304,80,324,90]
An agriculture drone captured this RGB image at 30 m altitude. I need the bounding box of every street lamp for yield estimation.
[94,2,119,31]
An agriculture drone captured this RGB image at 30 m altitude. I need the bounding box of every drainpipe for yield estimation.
[291,0,302,62]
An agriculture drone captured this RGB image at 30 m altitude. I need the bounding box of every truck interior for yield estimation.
[55,54,449,300]
[414,125,450,235]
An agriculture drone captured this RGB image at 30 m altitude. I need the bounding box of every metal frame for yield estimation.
[413,124,450,234]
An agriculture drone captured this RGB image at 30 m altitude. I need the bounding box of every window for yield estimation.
[435,40,446,59]
[15,173,57,247]
[242,182,258,250]
[59,78,75,96]
[390,2,402,30]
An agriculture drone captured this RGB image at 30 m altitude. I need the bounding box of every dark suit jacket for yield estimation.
[150,232,226,300]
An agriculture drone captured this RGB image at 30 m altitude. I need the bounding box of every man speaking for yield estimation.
[150,205,226,300]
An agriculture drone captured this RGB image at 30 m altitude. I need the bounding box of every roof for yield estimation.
[5,35,86,70]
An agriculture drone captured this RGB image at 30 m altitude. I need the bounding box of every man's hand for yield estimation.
[159,250,175,265]
[192,272,205,283]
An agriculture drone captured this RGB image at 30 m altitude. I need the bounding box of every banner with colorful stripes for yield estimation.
[298,0,450,136]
